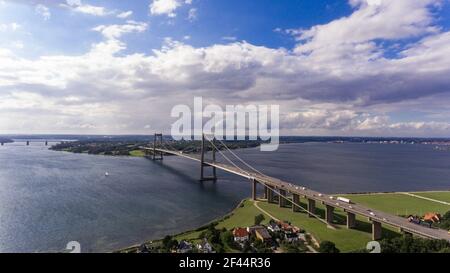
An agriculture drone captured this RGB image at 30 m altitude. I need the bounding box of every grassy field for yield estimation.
[414,192,450,204]
[129,150,145,157]
[340,193,450,216]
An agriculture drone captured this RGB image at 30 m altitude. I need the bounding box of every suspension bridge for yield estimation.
[141,133,450,242]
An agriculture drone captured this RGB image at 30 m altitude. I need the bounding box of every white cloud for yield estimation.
[93,21,148,40]
[35,4,51,20]
[117,11,133,19]
[149,0,192,17]
[61,0,110,16]
[1,0,450,136]
[0,22,20,32]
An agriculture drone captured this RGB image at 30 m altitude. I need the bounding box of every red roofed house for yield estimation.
[424,212,441,223]
[233,228,249,242]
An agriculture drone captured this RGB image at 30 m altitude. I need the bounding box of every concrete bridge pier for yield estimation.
[372,220,382,241]
[325,205,334,224]
[251,179,257,200]
[1,142,3,146]
[278,188,287,208]
[264,185,268,200]
[267,186,276,204]
[307,199,316,217]
[45,141,48,146]
[26,141,30,146]
[292,194,301,212]
[347,212,356,229]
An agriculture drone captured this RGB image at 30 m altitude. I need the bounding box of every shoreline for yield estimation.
[117,199,247,253]
[117,190,450,253]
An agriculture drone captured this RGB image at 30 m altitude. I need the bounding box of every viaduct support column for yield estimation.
[307,199,316,217]
[372,221,382,241]
[292,194,301,212]
[347,212,356,229]
[251,179,257,201]
[325,205,334,224]
[264,185,268,200]
[279,189,287,208]
[267,186,276,204]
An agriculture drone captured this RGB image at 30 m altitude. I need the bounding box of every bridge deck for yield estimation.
[142,147,450,242]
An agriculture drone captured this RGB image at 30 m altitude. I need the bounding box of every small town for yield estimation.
[133,214,330,254]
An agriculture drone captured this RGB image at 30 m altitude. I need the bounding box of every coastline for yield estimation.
[117,199,247,253]
[117,190,450,253]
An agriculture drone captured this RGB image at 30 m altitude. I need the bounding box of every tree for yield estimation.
[319,241,340,253]
[221,230,235,246]
[380,235,450,253]
[162,235,178,252]
[254,214,265,225]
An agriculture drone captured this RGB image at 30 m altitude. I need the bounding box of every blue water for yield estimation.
[1,142,450,252]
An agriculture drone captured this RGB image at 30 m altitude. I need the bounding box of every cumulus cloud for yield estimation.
[1,0,450,136]
[93,21,148,40]
[61,0,111,16]
[149,0,192,17]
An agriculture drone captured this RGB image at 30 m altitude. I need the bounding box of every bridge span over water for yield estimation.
[141,134,450,242]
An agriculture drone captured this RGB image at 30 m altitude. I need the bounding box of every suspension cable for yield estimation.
[203,134,328,224]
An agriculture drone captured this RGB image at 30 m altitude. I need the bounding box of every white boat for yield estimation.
[105,172,109,177]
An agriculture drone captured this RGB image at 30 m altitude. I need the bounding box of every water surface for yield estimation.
[1,142,450,252]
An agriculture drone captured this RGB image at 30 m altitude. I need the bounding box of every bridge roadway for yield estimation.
[142,147,450,242]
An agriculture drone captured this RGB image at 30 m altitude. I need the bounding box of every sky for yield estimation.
[1,0,450,137]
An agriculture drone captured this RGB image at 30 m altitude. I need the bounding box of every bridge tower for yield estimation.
[152,133,164,161]
[200,134,217,182]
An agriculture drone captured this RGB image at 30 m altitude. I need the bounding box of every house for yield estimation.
[247,225,265,234]
[267,222,280,232]
[255,228,272,243]
[197,239,214,253]
[137,243,150,253]
[424,212,441,223]
[233,228,249,242]
[177,240,193,253]
[284,232,299,243]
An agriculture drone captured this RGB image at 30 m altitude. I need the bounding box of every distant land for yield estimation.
[0,137,13,144]
[25,135,450,157]
[2,134,450,144]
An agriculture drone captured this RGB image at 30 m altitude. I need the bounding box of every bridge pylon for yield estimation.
[152,133,164,161]
[200,133,217,182]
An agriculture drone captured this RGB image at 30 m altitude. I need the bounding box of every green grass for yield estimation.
[413,192,450,204]
[340,193,450,216]
[129,150,146,157]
